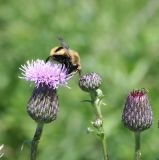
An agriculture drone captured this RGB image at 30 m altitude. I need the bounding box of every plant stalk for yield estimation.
[30,122,44,160]
[90,90,109,160]
[134,132,141,160]
[101,130,109,160]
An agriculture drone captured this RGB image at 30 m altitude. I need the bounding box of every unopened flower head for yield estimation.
[79,72,102,92]
[27,85,59,123]
[20,59,70,89]
[92,118,103,128]
[122,89,153,132]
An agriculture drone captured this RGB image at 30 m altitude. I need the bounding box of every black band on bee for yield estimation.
[55,46,63,52]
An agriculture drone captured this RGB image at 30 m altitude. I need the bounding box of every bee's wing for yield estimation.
[57,36,70,57]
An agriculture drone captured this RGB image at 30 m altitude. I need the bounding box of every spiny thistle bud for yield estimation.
[79,72,102,92]
[19,59,71,123]
[122,89,153,132]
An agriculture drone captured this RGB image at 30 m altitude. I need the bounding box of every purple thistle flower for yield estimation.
[19,59,70,89]
[19,59,73,123]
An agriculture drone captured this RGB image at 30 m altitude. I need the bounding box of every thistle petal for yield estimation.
[19,59,70,89]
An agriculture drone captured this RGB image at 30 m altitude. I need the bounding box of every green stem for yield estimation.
[101,130,109,160]
[90,91,102,119]
[90,90,109,160]
[30,122,44,160]
[134,132,141,160]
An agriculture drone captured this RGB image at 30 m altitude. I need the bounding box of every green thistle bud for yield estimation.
[122,89,153,132]
[92,118,103,128]
[79,72,102,92]
[27,85,59,123]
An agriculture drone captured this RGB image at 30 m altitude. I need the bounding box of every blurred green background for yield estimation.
[1,0,159,159]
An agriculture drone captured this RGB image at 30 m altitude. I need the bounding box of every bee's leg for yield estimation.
[78,69,81,76]
[61,59,67,71]
[66,61,71,74]
[61,59,64,70]
[70,64,78,74]
[62,57,70,74]
[66,64,78,78]
[66,71,75,79]
[45,56,51,62]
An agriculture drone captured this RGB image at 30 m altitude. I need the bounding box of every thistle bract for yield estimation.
[122,89,153,132]
[79,72,102,92]
[27,85,58,123]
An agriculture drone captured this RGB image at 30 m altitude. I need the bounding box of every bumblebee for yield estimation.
[46,37,81,75]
